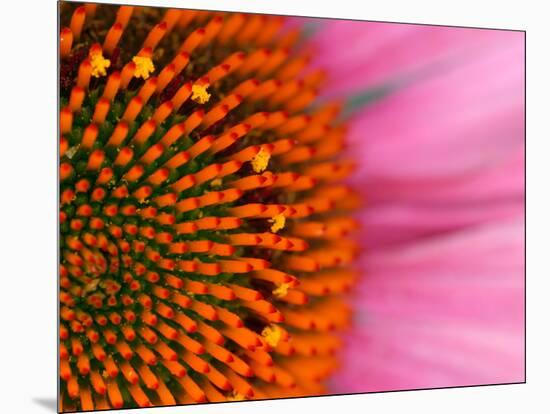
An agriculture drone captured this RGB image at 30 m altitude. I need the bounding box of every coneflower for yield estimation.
[59,2,359,411]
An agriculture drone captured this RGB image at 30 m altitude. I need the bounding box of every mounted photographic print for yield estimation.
[58,1,525,412]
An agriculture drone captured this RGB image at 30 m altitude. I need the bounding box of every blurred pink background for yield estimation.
[302,20,524,392]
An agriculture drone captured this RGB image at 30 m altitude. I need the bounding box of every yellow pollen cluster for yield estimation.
[191,84,211,104]
[272,282,291,298]
[269,213,286,233]
[226,391,246,401]
[81,279,100,295]
[262,324,283,347]
[210,178,222,187]
[90,51,110,78]
[132,56,155,79]
[251,148,271,173]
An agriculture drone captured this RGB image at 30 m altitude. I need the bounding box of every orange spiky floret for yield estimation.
[59,2,360,412]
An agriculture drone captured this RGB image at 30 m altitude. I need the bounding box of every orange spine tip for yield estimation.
[106,380,123,408]
[164,150,190,170]
[303,69,328,89]
[106,121,129,147]
[190,300,218,321]
[60,163,73,180]
[230,175,268,191]
[184,109,204,134]
[79,385,94,410]
[230,145,261,162]
[203,340,232,364]
[128,383,152,407]
[122,96,143,123]
[70,6,86,41]
[160,123,185,147]
[156,64,176,93]
[76,59,92,89]
[90,370,106,394]
[249,361,276,383]
[202,104,229,129]
[220,93,243,111]
[114,147,133,167]
[258,48,289,78]
[197,321,224,345]
[67,376,80,399]
[92,98,110,124]
[286,89,317,113]
[269,79,302,106]
[295,123,330,143]
[171,82,192,111]
[169,174,195,194]
[163,9,182,32]
[81,124,98,150]
[246,348,274,366]
[229,203,268,218]
[140,143,164,165]
[269,80,303,106]
[232,78,260,98]
[217,161,242,180]
[236,15,265,45]
[188,135,214,158]
[91,187,106,201]
[115,5,134,29]
[118,360,138,384]
[84,4,98,17]
[96,168,113,185]
[276,113,310,134]
[133,186,153,201]
[220,51,246,74]
[260,111,288,130]
[196,163,222,184]
[103,71,121,101]
[178,9,198,28]
[256,16,284,46]
[123,164,144,182]
[205,63,230,85]
[180,27,206,54]
[230,284,263,301]
[175,197,200,213]
[249,79,281,102]
[143,21,167,50]
[277,56,310,81]
[138,77,158,104]
[171,52,190,75]
[152,101,173,124]
[238,48,271,76]
[69,86,85,113]
[224,368,254,396]
[279,145,316,164]
[132,119,156,146]
[177,375,206,403]
[120,62,136,89]
[153,193,177,208]
[243,112,269,129]
[156,380,176,406]
[201,15,224,47]
[204,365,232,391]
[278,28,301,49]
[60,28,73,59]
[218,13,245,44]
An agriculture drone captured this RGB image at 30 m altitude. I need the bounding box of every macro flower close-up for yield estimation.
[58,2,525,412]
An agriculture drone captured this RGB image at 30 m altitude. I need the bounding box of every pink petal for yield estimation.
[330,218,524,393]
[344,30,524,204]
[308,21,523,96]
